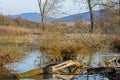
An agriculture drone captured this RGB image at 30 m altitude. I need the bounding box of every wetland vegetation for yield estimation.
[0,13,120,79]
[0,0,120,80]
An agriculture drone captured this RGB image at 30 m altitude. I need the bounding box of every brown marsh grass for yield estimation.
[40,32,116,62]
[0,26,35,68]
[0,26,32,36]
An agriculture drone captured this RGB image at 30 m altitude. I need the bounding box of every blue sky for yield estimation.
[0,0,99,17]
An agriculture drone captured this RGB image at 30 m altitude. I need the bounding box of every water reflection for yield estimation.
[6,51,41,73]
[18,74,109,80]
[5,51,120,80]
[75,74,109,80]
[16,74,109,80]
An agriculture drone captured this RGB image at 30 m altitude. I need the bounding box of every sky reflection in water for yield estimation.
[7,51,120,80]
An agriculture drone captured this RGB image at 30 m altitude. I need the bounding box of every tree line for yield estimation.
[38,0,120,33]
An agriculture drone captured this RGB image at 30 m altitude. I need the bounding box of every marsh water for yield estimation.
[1,50,119,80]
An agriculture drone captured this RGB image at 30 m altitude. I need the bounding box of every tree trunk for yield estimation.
[41,16,45,31]
[88,0,94,33]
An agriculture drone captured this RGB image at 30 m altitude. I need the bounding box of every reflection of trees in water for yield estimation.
[42,74,109,80]
[41,55,120,80]
[87,67,120,80]
[102,68,120,80]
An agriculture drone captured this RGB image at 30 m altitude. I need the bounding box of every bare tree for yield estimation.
[100,0,120,35]
[37,0,62,31]
[87,0,94,32]
[100,0,120,10]
[86,0,101,32]
[73,0,101,33]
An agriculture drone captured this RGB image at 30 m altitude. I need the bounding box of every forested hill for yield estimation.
[9,10,103,22]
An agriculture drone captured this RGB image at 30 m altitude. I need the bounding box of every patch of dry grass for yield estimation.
[0,26,32,36]
[40,33,116,61]
[0,26,35,68]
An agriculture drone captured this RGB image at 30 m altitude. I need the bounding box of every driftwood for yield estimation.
[87,67,120,73]
[14,60,84,78]
[87,57,120,80]
[87,67,120,80]
[48,60,82,73]
[2,57,119,79]
[17,68,45,78]
[100,57,120,67]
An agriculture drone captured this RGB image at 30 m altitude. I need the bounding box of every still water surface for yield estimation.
[6,51,120,80]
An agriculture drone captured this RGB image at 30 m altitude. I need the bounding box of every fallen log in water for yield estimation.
[87,67,120,80]
[87,67,120,73]
[0,68,46,79]
[17,68,45,78]
[16,60,84,78]
[3,58,119,79]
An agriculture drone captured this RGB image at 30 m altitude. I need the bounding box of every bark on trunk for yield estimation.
[88,0,94,33]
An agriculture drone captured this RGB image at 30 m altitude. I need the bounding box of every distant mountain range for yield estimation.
[57,10,102,22]
[9,10,103,22]
[9,12,56,22]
